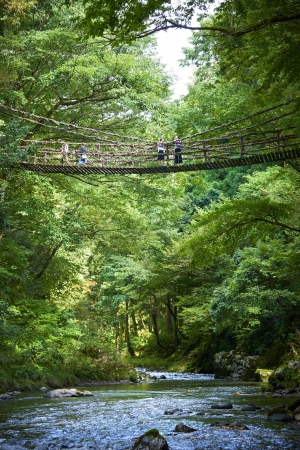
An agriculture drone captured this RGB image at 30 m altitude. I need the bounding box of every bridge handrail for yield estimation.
[17,130,300,168]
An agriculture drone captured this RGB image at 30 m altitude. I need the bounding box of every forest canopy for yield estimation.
[0,0,300,389]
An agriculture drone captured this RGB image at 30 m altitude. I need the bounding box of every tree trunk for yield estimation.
[151,295,164,348]
[125,300,135,357]
[115,324,120,351]
[131,310,138,336]
[172,302,179,348]
[151,309,164,348]
[138,312,147,331]
[166,295,173,334]
[165,295,180,348]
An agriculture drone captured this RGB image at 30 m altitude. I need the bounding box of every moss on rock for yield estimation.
[268,362,300,391]
[132,428,169,450]
[255,368,273,382]
[267,407,293,416]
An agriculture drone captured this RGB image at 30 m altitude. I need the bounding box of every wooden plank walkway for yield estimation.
[19,148,300,175]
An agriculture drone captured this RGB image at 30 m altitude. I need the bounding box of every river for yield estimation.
[0,370,299,449]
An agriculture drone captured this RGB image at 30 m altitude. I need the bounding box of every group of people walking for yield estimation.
[60,136,183,166]
[157,136,183,165]
[61,141,88,165]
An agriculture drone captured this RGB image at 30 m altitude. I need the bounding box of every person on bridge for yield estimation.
[174,136,183,164]
[157,138,165,165]
[78,143,88,164]
[61,140,69,164]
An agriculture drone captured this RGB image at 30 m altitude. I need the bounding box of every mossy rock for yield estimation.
[288,399,300,412]
[255,369,273,382]
[268,369,286,389]
[268,363,300,391]
[132,428,169,450]
[267,407,293,416]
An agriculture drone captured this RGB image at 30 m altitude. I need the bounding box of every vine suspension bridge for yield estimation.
[2,101,300,175]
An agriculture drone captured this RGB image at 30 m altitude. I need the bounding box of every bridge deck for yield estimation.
[20,148,300,175]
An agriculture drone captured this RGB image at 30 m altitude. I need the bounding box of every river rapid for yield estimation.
[0,370,299,450]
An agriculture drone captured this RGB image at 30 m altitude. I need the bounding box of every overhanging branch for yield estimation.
[125,12,300,40]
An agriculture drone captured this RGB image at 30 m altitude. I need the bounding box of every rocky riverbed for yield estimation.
[1,372,300,449]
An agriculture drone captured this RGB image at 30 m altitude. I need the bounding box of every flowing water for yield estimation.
[0,370,299,449]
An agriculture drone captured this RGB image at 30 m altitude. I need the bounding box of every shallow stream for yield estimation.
[0,370,299,449]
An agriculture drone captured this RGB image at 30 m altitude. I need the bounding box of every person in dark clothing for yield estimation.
[174,136,182,164]
[78,143,88,164]
[157,138,165,165]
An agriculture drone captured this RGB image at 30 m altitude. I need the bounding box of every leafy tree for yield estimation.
[177,164,300,362]
[77,0,215,42]
[0,0,172,142]
[0,0,175,380]
[76,0,300,42]
[211,237,300,358]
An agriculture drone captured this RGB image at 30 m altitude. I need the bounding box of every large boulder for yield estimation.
[132,429,169,450]
[268,361,300,392]
[267,407,294,422]
[43,388,93,398]
[213,350,260,381]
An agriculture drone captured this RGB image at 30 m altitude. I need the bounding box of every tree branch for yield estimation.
[34,241,64,279]
[228,13,300,37]
[211,216,300,243]
[125,12,300,40]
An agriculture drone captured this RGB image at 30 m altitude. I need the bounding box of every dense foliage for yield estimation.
[1,0,300,390]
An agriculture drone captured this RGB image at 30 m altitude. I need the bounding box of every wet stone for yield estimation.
[0,394,11,401]
[210,421,230,427]
[241,404,258,411]
[211,402,233,409]
[267,406,294,421]
[43,388,93,398]
[164,408,183,415]
[174,423,197,433]
[0,446,27,450]
[268,413,294,421]
[132,429,169,450]
[210,422,250,430]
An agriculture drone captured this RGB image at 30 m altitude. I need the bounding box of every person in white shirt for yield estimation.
[61,140,69,164]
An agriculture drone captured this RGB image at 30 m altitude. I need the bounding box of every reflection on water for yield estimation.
[0,371,299,449]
